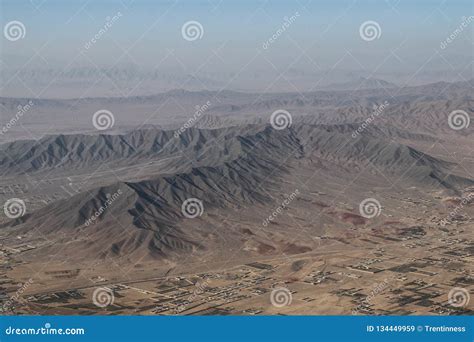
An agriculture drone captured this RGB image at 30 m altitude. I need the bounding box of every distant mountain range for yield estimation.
[0,79,472,142]
[1,64,469,98]
[0,79,472,265]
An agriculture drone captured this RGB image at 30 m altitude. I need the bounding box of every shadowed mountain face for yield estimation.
[1,119,472,262]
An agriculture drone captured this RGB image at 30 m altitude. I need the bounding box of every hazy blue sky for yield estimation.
[0,0,472,96]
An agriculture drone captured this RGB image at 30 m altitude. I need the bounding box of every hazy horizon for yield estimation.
[1,0,473,98]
